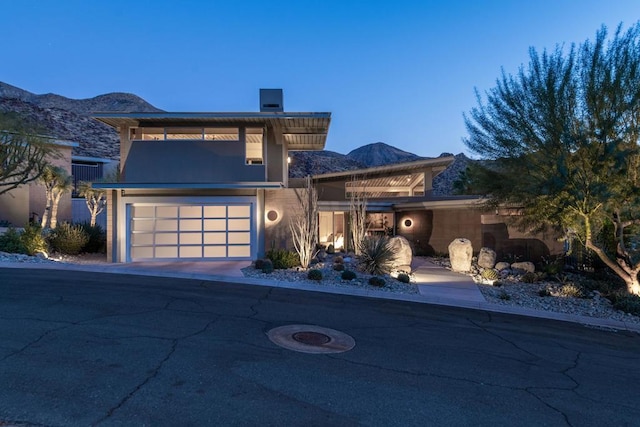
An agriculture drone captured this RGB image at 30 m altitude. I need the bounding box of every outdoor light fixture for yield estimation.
[404,218,413,227]
[287,156,291,164]
[266,210,279,222]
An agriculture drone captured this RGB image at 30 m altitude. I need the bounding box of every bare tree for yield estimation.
[77,181,106,227]
[348,175,368,255]
[289,176,318,268]
[40,165,72,229]
[0,113,57,196]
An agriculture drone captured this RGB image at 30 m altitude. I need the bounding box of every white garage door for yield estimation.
[128,203,252,261]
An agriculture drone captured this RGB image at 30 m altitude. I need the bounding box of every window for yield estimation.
[166,128,204,140]
[205,127,239,141]
[245,128,264,165]
[132,127,240,142]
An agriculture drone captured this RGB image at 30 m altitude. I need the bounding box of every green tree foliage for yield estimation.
[0,112,57,196]
[464,23,640,295]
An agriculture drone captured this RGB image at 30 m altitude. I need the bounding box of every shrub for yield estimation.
[358,236,397,275]
[481,269,499,281]
[48,223,89,255]
[559,283,586,298]
[20,224,48,256]
[0,227,28,254]
[369,276,385,287]
[78,222,106,253]
[341,270,357,280]
[261,259,274,274]
[327,244,335,254]
[0,219,11,227]
[498,290,511,300]
[538,288,551,297]
[609,293,640,316]
[333,255,344,264]
[333,263,345,271]
[396,273,411,283]
[520,272,537,283]
[265,248,300,269]
[307,269,323,281]
[254,258,266,269]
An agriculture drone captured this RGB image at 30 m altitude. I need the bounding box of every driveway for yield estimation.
[1,268,639,426]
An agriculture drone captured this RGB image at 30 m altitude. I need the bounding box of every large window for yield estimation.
[132,127,240,142]
[319,211,345,250]
[245,128,264,165]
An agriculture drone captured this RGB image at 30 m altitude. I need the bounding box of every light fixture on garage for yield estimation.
[266,210,279,222]
[404,218,413,227]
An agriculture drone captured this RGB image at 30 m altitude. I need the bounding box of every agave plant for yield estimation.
[358,235,398,275]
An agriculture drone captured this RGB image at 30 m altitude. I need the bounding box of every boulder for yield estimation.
[389,236,413,269]
[477,247,497,269]
[448,238,473,272]
[511,261,535,273]
[495,262,511,271]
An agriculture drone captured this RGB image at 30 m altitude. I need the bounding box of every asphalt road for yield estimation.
[0,268,639,426]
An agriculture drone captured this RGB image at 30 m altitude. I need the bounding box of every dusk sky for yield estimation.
[2,1,640,157]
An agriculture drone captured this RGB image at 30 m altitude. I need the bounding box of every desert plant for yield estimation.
[327,244,335,254]
[39,165,72,229]
[498,290,511,300]
[481,269,499,281]
[78,222,105,253]
[369,276,385,287]
[358,235,397,275]
[254,259,266,270]
[77,181,106,227]
[48,223,89,255]
[261,259,274,274]
[0,227,28,254]
[265,248,300,269]
[559,283,586,298]
[609,293,640,316]
[520,272,537,283]
[307,269,323,281]
[538,288,552,297]
[20,224,48,255]
[396,273,411,283]
[333,255,344,264]
[333,263,345,271]
[289,175,319,269]
[341,270,357,281]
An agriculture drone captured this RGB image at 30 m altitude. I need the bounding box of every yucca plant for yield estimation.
[357,236,398,275]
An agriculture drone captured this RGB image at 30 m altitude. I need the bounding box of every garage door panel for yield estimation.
[129,202,253,261]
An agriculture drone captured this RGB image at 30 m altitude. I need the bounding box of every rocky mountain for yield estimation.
[346,142,422,166]
[0,81,467,193]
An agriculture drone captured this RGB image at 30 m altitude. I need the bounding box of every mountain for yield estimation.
[0,82,466,193]
[0,82,162,159]
[346,142,423,166]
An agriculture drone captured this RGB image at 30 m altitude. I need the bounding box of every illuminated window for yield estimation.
[245,128,264,165]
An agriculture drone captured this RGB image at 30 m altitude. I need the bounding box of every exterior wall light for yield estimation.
[266,210,279,222]
[404,218,413,228]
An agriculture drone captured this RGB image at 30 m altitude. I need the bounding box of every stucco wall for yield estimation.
[0,188,29,226]
[264,188,298,251]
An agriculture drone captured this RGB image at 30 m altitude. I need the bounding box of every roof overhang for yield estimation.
[93,112,331,151]
[393,196,485,211]
[312,156,455,181]
[92,182,284,190]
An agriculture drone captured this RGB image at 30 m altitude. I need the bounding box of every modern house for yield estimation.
[94,89,562,264]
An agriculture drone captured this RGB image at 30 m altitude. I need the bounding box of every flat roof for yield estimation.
[92,182,284,190]
[311,156,455,180]
[93,112,331,151]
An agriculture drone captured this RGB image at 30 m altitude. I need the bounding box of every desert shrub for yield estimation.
[78,222,106,253]
[498,290,511,300]
[327,244,335,254]
[333,255,344,264]
[396,273,411,283]
[559,283,586,298]
[520,272,537,283]
[333,263,345,271]
[609,293,640,316]
[265,248,300,269]
[254,258,266,269]
[538,288,551,297]
[369,276,385,287]
[358,236,397,275]
[341,270,357,280]
[48,223,89,255]
[0,227,28,254]
[307,269,323,281]
[481,269,499,281]
[0,219,11,227]
[261,259,274,274]
[20,224,48,255]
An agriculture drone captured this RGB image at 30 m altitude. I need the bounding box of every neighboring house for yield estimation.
[93,89,330,262]
[0,137,78,227]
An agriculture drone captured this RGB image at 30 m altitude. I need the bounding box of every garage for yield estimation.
[127,202,253,261]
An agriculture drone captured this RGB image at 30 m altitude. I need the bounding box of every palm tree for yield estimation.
[39,165,72,229]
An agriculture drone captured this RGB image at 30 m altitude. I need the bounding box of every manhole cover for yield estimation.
[267,324,355,354]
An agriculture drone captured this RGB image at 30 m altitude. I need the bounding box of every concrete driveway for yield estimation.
[1,268,639,426]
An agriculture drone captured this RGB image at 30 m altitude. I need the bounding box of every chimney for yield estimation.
[260,89,284,112]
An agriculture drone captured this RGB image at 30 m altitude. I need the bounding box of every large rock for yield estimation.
[495,262,511,271]
[511,261,535,273]
[389,235,413,271]
[477,247,497,269]
[448,238,473,272]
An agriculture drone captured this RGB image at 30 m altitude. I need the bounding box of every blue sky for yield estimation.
[2,1,640,157]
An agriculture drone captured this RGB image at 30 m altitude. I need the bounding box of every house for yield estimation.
[0,137,78,227]
[93,89,331,262]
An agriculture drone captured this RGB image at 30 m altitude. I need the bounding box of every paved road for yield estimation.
[0,268,639,426]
